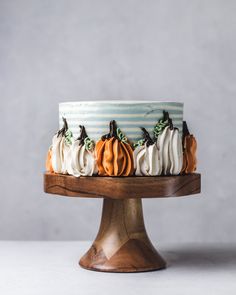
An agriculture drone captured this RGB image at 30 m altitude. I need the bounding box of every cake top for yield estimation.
[60,100,183,105]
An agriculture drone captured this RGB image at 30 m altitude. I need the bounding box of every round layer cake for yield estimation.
[59,101,184,143]
[46,100,197,177]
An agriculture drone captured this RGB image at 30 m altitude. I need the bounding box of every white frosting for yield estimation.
[157,126,183,175]
[51,134,72,174]
[134,143,162,176]
[51,121,182,177]
[157,127,171,174]
[169,128,183,174]
[66,140,97,177]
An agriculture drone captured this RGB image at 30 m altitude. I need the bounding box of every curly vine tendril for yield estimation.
[116,127,127,143]
[65,129,73,145]
[133,139,145,149]
[153,119,169,138]
[84,137,95,151]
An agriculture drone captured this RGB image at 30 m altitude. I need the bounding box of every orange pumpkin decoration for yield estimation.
[96,120,134,176]
[46,146,54,173]
[181,121,197,174]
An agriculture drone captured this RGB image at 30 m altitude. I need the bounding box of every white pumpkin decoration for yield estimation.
[66,125,97,177]
[155,111,183,175]
[51,117,73,174]
[134,128,162,176]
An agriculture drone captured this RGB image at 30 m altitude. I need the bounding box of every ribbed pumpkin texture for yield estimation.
[181,122,197,174]
[46,148,54,173]
[96,121,134,176]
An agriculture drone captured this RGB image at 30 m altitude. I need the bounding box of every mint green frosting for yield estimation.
[154,119,169,138]
[84,137,95,151]
[116,127,127,143]
[65,129,73,145]
[133,139,145,149]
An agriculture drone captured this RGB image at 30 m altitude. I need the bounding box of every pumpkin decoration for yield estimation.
[181,121,197,174]
[50,117,73,174]
[133,128,162,176]
[155,111,183,175]
[66,125,97,177]
[45,146,54,173]
[96,120,134,176]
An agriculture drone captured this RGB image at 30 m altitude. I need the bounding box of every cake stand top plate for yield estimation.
[44,173,201,199]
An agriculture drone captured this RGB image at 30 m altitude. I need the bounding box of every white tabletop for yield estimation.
[0,242,235,295]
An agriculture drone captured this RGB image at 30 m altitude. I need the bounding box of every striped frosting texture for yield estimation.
[59,102,184,143]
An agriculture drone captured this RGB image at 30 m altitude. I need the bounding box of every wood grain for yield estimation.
[79,198,166,272]
[44,172,201,272]
[44,172,201,199]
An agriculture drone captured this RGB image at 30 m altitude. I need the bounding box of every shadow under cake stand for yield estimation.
[44,172,201,273]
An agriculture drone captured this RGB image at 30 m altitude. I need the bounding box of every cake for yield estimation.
[46,101,197,177]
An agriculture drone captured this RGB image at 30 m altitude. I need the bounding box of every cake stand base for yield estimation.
[79,198,166,272]
[44,172,201,273]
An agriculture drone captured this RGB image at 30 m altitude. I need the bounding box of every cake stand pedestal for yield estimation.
[44,173,201,273]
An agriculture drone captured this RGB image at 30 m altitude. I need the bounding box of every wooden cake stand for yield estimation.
[44,172,201,273]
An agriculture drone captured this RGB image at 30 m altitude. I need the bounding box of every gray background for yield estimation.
[1,0,235,242]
